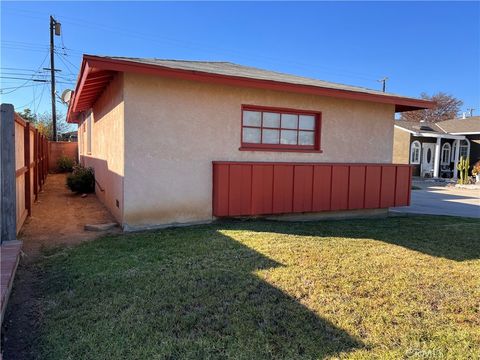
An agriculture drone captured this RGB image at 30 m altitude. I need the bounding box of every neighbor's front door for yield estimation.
[421,143,435,177]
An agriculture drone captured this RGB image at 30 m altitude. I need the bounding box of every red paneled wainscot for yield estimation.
[212,162,412,217]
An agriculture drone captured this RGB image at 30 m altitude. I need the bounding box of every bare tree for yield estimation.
[400,92,463,122]
[37,112,73,140]
[20,110,73,140]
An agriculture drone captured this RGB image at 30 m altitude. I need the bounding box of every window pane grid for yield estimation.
[242,125,315,132]
[242,109,318,149]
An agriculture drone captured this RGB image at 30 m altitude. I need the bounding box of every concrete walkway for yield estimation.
[392,182,480,218]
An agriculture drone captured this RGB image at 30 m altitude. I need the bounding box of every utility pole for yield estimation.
[377,77,388,93]
[467,108,475,117]
[49,16,61,141]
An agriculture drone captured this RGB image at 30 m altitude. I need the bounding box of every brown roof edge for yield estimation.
[67,54,435,123]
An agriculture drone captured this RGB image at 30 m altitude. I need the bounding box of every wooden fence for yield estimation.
[1,104,48,242]
[14,113,48,232]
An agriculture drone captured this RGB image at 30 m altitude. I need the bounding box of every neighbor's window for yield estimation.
[459,139,469,159]
[241,106,321,151]
[410,141,421,164]
[441,143,451,165]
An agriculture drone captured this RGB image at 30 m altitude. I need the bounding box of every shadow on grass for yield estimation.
[31,226,362,360]
[220,215,480,262]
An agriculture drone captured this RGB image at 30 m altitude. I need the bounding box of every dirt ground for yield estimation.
[1,173,121,360]
[19,173,120,258]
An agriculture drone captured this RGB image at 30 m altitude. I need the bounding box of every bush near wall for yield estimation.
[57,155,75,173]
[66,165,95,193]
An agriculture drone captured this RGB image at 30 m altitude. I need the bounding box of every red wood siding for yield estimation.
[213,162,412,217]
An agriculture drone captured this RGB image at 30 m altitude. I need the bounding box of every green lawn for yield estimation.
[34,216,479,359]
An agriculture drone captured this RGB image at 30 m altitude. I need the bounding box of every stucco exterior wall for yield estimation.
[392,126,411,164]
[78,73,124,223]
[122,73,395,229]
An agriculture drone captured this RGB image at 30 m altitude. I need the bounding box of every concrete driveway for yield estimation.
[392,182,480,218]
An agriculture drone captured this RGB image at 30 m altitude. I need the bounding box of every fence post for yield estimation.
[24,122,32,216]
[33,129,38,201]
[0,104,17,242]
[38,132,43,190]
[44,137,48,180]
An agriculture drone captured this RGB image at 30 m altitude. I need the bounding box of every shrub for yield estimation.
[57,155,75,173]
[472,161,480,176]
[66,165,95,193]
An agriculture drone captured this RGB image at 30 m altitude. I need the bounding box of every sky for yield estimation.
[1,1,479,120]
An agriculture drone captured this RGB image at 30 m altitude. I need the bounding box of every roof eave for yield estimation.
[449,131,480,135]
[67,54,434,122]
[394,125,465,139]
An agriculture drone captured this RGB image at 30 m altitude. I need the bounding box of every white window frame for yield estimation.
[452,139,471,161]
[441,143,451,165]
[410,140,421,164]
[459,139,470,160]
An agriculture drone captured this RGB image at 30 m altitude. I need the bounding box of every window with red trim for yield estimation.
[240,106,321,152]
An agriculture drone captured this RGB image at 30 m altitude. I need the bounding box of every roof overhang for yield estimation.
[449,132,480,135]
[67,55,435,123]
[394,125,466,140]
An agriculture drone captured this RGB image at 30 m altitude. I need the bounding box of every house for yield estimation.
[393,116,480,179]
[58,130,78,142]
[67,55,433,230]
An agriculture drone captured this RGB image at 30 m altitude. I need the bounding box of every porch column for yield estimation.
[433,137,441,178]
[453,139,460,181]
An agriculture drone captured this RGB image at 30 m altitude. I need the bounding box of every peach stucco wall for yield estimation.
[78,73,124,223]
[392,126,411,164]
[122,73,395,229]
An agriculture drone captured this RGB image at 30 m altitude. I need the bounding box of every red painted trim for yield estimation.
[238,147,323,153]
[407,165,413,206]
[393,166,398,207]
[72,62,90,113]
[240,104,321,152]
[68,54,435,122]
[212,161,412,217]
[242,104,322,115]
[213,161,411,167]
[14,113,27,127]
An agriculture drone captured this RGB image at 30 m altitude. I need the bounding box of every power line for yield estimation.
[1,40,81,55]
[0,76,48,82]
[1,66,44,72]
[0,51,49,94]
[0,83,45,91]
[16,94,38,111]
[34,82,48,114]
[2,7,384,84]
[55,51,79,73]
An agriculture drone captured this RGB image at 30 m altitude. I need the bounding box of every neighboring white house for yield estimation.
[393,116,480,179]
